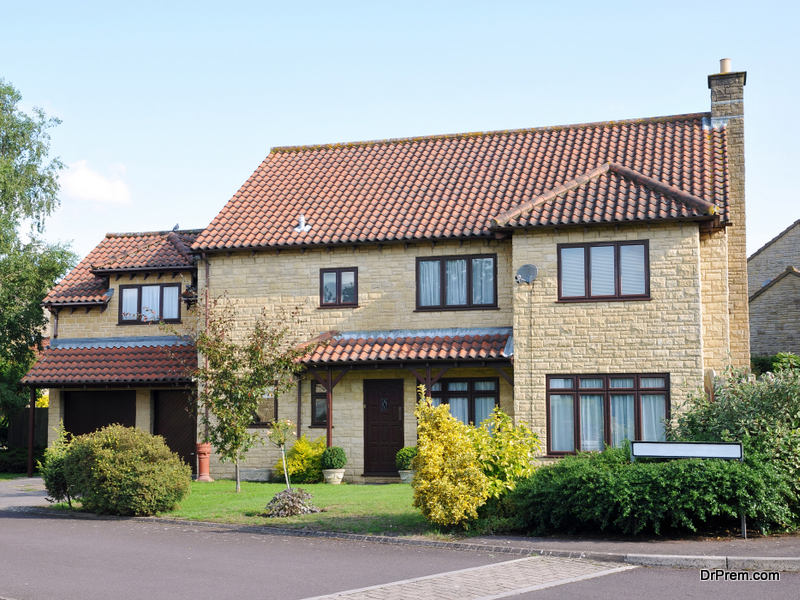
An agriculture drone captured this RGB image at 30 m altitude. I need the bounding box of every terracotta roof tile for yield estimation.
[301,328,512,365]
[21,339,196,386]
[45,230,200,305]
[194,114,728,252]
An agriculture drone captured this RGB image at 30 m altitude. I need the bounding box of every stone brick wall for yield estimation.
[749,270,800,356]
[699,229,731,371]
[511,223,705,443]
[748,221,800,295]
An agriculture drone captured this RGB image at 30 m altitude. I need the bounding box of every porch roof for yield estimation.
[301,327,513,366]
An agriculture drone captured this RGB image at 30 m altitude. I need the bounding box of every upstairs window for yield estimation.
[558,241,649,301]
[119,284,181,324]
[320,268,358,308]
[416,255,496,310]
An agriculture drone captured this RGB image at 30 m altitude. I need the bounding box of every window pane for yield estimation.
[430,397,442,407]
[141,285,160,321]
[253,396,274,424]
[620,244,646,295]
[121,288,138,320]
[447,381,468,391]
[419,260,440,306]
[590,246,615,296]
[642,394,666,441]
[610,394,635,447]
[322,272,337,304]
[550,394,575,452]
[549,378,574,389]
[641,377,666,388]
[431,382,442,392]
[474,381,496,391]
[313,398,327,425]
[580,394,605,451]
[579,378,603,388]
[475,397,495,426]
[610,377,634,388]
[560,247,585,297]
[445,259,467,305]
[471,257,494,305]
[162,286,179,320]
[340,270,356,304]
[449,397,469,424]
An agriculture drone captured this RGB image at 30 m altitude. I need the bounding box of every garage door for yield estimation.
[63,391,136,437]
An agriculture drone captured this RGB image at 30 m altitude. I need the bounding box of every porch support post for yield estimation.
[27,387,36,478]
[326,370,333,447]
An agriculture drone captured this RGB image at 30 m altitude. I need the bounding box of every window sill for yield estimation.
[317,305,359,310]
[414,306,500,313]
[308,425,332,429]
[118,319,182,325]
[556,296,651,303]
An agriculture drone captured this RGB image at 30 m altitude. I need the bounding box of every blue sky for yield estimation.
[3,1,798,260]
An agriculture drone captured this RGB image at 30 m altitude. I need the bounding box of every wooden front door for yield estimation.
[364,379,404,475]
[154,390,197,475]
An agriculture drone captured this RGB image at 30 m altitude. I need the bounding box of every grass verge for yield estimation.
[167,480,431,536]
[0,473,26,481]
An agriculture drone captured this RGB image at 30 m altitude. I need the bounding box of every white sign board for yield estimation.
[630,441,743,461]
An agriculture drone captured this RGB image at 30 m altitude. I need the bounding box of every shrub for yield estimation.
[0,447,43,473]
[263,487,321,517]
[63,425,191,516]
[511,444,794,535]
[38,423,72,505]
[412,386,489,527]
[273,435,325,483]
[395,446,417,470]
[472,408,540,499]
[321,446,347,470]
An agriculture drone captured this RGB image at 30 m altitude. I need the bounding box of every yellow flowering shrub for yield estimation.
[273,434,326,483]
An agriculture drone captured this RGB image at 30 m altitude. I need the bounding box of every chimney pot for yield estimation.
[720,58,731,73]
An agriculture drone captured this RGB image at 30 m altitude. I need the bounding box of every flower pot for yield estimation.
[322,468,345,484]
[398,469,414,484]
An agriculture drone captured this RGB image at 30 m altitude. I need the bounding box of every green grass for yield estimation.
[0,473,26,481]
[167,481,432,536]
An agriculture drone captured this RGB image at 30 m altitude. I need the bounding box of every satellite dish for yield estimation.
[515,264,538,284]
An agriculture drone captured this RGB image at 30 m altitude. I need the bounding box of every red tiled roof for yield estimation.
[45,230,200,305]
[301,329,512,365]
[21,342,196,386]
[193,113,728,252]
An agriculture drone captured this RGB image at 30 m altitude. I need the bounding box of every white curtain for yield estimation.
[642,394,667,441]
[590,246,615,296]
[610,394,635,447]
[560,247,585,297]
[580,394,604,451]
[121,287,138,320]
[141,285,160,321]
[472,257,494,305]
[419,261,440,306]
[550,394,574,452]
[449,397,469,424]
[620,244,646,295]
[445,259,467,305]
[475,397,495,426]
[162,286,179,320]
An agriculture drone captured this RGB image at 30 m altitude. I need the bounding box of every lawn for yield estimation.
[167,481,432,536]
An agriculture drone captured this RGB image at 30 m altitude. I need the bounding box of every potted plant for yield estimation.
[321,446,347,484]
[395,446,417,484]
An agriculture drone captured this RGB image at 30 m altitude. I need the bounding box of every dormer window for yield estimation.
[119,284,181,324]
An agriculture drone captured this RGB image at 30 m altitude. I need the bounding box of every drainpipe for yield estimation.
[296,378,302,436]
[27,388,36,478]
[195,253,213,482]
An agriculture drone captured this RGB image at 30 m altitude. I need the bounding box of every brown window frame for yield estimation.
[430,377,500,426]
[545,373,670,456]
[319,267,358,308]
[557,241,650,302]
[249,393,278,429]
[310,381,328,427]
[118,283,182,325]
[415,254,498,311]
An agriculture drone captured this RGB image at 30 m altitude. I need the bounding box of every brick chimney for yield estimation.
[708,58,749,367]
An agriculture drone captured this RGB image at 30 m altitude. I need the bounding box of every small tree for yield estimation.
[267,419,296,489]
[179,296,307,492]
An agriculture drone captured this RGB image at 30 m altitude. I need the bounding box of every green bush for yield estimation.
[0,447,43,473]
[63,425,191,516]
[38,423,72,505]
[321,446,347,470]
[511,444,794,535]
[751,352,800,376]
[273,435,325,483]
[395,446,417,470]
[412,387,489,527]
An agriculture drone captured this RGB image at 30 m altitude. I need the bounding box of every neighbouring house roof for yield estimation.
[193,113,728,252]
[749,266,800,302]
[301,328,513,365]
[21,337,196,386]
[44,230,201,306]
[748,218,800,263]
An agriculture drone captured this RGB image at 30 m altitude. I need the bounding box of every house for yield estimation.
[748,219,800,356]
[22,230,201,473]
[25,61,749,482]
[188,61,749,481]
